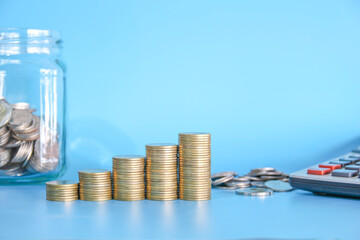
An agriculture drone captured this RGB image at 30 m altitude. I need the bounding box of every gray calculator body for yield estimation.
[290,149,360,197]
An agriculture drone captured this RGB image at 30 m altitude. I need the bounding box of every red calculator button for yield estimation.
[307,167,332,175]
[318,164,342,170]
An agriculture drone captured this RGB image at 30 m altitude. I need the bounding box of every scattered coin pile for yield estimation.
[179,133,211,201]
[79,169,112,201]
[113,155,145,201]
[211,167,294,196]
[146,144,178,200]
[0,99,59,177]
[46,180,79,201]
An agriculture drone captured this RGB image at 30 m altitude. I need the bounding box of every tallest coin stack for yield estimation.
[179,132,211,200]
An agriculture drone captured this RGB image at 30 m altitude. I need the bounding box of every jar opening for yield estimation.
[0,28,61,47]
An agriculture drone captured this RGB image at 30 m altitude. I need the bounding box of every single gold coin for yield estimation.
[146,196,177,201]
[147,150,177,155]
[46,188,79,192]
[79,169,111,174]
[146,143,177,147]
[46,192,79,197]
[179,132,211,136]
[79,193,112,198]
[113,190,145,194]
[46,195,79,200]
[113,196,145,201]
[179,172,211,177]
[114,185,145,189]
[113,155,145,159]
[46,180,79,185]
[80,198,112,201]
[78,174,111,178]
[47,198,79,202]
[113,178,145,183]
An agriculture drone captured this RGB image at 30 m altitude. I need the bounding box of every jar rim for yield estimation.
[0,28,61,45]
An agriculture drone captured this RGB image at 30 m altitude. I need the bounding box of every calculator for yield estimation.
[289,147,360,197]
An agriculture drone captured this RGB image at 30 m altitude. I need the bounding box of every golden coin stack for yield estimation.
[146,143,178,200]
[46,180,79,201]
[179,132,211,201]
[78,169,112,201]
[112,155,145,201]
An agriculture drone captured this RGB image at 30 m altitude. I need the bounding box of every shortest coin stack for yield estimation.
[46,180,79,201]
[79,169,112,201]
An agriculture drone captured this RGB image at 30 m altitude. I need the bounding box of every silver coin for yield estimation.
[5,139,22,148]
[259,175,286,180]
[211,175,234,186]
[3,167,28,176]
[12,115,39,134]
[12,102,30,110]
[41,140,60,159]
[249,167,276,173]
[0,147,11,168]
[247,176,261,181]
[0,99,12,128]
[11,141,33,163]
[0,130,10,147]
[235,188,273,196]
[9,109,32,130]
[9,171,28,177]
[213,185,237,190]
[28,139,59,173]
[28,156,59,173]
[0,169,25,176]
[0,126,7,135]
[12,130,40,141]
[34,139,40,158]
[264,180,294,192]
[211,171,237,179]
[232,176,252,182]
[249,171,283,177]
[25,157,37,173]
[0,162,22,172]
[21,141,34,167]
[46,180,78,186]
[225,181,251,188]
[251,181,267,188]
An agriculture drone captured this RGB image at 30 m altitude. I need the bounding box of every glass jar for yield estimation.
[0,28,66,182]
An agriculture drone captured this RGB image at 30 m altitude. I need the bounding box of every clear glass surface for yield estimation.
[0,28,66,182]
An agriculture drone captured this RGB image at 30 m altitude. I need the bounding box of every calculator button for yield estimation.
[318,164,341,170]
[307,167,332,175]
[339,157,359,164]
[331,169,358,177]
[345,165,360,172]
[329,160,351,167]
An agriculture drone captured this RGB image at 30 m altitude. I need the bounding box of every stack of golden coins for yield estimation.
[146,143,178,200]
[112,155,145,201]
[78,169,112,201]
[46,180,79,201]
[179,132,211,200]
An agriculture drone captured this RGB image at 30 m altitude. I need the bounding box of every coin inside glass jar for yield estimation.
[0,99,12,128]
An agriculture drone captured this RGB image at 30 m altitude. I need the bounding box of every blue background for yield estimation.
[1,1,360,239]
[1,0,360,177]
